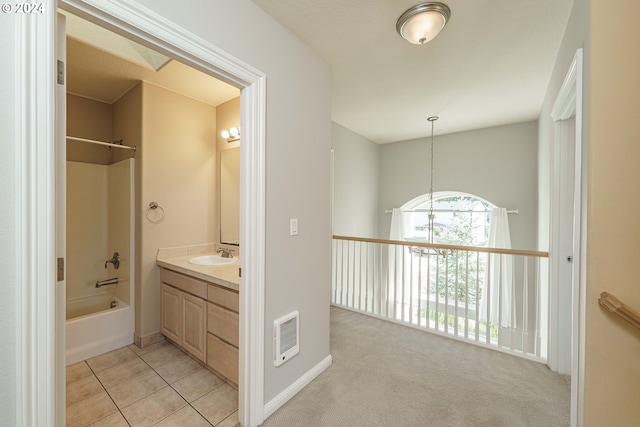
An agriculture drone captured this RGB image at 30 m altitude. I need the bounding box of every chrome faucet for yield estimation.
[217,247,234,259]
[96,277,118,288]
[105,252,120,269]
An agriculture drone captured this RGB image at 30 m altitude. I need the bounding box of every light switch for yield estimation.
[290,218,298,236]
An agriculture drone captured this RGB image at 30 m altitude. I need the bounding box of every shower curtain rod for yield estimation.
[385,208,519,215]
[67,136,137,152]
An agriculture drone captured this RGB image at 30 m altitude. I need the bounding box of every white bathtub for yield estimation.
[66,294,134,365]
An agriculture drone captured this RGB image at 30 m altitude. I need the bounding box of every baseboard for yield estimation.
[263,354,333,420]
[134,331,165,348]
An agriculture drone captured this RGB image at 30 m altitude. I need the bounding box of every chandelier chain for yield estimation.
[427,116,438,243]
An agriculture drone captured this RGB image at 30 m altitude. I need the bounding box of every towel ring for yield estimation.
[145,201,165,223]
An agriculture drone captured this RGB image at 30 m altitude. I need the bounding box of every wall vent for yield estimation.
[273,311,299,367]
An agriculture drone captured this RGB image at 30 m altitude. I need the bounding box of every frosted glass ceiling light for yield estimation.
[396,2,451,45]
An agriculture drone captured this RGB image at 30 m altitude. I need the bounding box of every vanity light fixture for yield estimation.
[396,2,451,45]
[221,127,240,142]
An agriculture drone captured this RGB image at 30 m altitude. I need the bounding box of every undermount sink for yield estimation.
[188,255,236,266]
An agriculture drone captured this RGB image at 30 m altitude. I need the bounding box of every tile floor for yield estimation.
[66,340,239,427]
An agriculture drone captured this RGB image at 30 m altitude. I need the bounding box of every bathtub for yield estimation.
[66,294,134,365]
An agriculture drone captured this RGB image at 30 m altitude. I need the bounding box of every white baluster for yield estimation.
[464,251,470,339]
[523,257,529,355]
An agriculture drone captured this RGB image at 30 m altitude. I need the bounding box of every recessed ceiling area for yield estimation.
[64,11,239,106]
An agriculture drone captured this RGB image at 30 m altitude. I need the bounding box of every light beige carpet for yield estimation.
[261,306,570,427]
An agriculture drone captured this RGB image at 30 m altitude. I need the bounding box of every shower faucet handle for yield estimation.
[105,252,120,269]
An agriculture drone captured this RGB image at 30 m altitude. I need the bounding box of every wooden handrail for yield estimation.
[333,235,549,258]
[599,292,640,331]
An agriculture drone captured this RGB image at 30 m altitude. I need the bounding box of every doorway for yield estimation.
[549,48,585,427]
[55,1,267,426]
[549,116,575,375]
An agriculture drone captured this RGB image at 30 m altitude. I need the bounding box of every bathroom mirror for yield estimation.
[220,147,240,245]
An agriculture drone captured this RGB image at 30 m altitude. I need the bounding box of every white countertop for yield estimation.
[156,243,240,291]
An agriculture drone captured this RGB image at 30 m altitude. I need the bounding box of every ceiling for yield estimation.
[64,11,239,107]
[251,0,575,143]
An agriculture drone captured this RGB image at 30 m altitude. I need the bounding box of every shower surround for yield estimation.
[66,158,135,365]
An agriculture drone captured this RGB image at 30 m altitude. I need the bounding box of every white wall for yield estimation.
[0,9,16,426]
[538,0,588,253]
[139,81,217,339]
[129,0,332,403]
[540,0,640,424]
[0,0,333,418]
[5,1,640,425]
[537,0,589,376]
[379,121,538,249]
[332,122,379,238]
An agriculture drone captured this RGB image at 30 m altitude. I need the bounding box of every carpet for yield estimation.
[261,306,570,427]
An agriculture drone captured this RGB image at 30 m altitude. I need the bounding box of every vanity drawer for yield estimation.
[207,333,238,385]
[208,284,239,312]
[160,268,207,299]
[207,302,239,347]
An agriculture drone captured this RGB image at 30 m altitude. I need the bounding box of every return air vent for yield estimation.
[273,311,299,367]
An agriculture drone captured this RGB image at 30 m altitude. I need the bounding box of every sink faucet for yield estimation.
[217,247,234,258]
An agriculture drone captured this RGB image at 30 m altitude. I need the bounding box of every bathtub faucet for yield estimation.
[105,252,120,269]
[96,277,118,288]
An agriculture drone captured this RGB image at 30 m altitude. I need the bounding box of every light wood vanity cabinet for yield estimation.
[159,279,207,363]
[159,283,182,344]
[159,267,239,386]
[206,284,239,385]
[207,302,239,347]
[181,292,207,362]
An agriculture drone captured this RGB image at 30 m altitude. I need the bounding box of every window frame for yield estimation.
[400,191,496,246]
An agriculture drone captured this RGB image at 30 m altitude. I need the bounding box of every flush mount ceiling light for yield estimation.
[396,2,451,45]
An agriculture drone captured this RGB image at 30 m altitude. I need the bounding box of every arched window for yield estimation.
[400,191,496,247]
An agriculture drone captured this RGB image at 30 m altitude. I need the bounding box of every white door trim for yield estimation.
[18,1,267,425]
[550,48,585,427]
[14,3,58,424]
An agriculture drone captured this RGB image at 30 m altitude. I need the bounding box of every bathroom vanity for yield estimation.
[156,245,239,386]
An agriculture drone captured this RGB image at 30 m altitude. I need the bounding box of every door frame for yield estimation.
[17,1,267,425]
[549,48,585,427]
[14,4,59,424]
